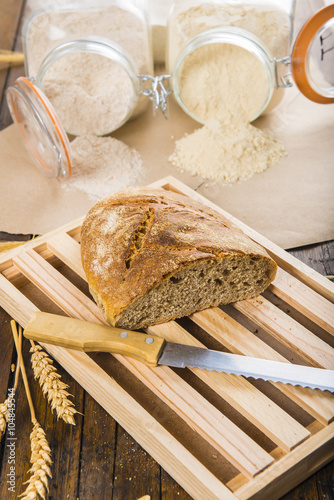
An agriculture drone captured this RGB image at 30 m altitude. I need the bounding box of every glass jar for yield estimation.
[7,0,153,179]
[166,0,334,126]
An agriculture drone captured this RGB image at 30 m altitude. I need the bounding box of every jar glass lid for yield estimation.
[291,4,334,104]
[6,76,72,179]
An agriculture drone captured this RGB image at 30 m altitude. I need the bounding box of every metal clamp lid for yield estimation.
[138,74,172,118]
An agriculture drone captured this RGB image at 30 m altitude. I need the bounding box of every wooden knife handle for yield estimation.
[24,312,166,366]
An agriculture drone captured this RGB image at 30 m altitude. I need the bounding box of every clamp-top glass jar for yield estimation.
[166,0,334,126]
[7,0,153,179]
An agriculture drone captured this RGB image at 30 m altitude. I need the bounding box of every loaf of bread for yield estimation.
[81,187,277,329]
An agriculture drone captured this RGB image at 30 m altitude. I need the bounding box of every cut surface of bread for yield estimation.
[81,187,277,330]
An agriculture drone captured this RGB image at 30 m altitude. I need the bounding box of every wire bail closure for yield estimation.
[274,56,293,88]
[138,74,172,118]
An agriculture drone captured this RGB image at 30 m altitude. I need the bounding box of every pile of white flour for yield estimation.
[168,4,290,184]
[65,135,143,200]
[169,120,286,184]
[25,6,151,135]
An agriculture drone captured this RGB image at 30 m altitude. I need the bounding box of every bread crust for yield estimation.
[81,187,277,326]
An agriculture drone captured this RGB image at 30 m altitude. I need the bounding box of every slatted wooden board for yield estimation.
[0,176,333,499]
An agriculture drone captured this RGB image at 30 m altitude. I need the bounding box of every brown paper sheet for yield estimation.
[0,84,333,249]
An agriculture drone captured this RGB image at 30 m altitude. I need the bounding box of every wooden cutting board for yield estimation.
[0,176,333,499]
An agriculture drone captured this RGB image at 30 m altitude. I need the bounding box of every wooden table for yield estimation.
[0,1,333,498]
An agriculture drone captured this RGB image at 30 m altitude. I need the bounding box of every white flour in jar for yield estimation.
[168,4,290,184]
[25,6,152,135]
[65,134,143,200]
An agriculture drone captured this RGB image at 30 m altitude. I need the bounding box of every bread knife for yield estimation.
[24,312,334,392]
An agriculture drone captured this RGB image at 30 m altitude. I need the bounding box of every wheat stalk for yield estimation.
[29,340,78,425]
[11,322,52,500]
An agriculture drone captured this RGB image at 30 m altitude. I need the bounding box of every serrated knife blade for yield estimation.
[158,342,334,391]
[24,312,334,392]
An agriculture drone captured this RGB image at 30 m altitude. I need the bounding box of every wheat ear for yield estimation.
[29,340,78,425]
[0,327,22,438]
[11,322,52,500]
[18,420,52,500]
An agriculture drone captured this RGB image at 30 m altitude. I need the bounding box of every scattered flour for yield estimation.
[25,6,152,135]
[168,3,289,184]
[66,135,143,200]
[169,120,286,183]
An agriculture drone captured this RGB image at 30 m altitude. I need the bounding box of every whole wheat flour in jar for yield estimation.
[168,4,289,184]
[25,6,151,135]
[65,135,143,201]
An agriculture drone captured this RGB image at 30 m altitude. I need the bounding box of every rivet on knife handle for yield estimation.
[24,312,166,366]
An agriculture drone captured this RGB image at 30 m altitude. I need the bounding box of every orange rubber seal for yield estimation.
[15,76,72,177]
[291,4,334,104]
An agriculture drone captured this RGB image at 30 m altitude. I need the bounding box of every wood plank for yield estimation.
[0,272,38,325]
[233,296,334,369]
[112,426,161,500]
[12,249,105,324]
[0,308,15,401]
[161,468,192,500]
[1,250,65,288]
[150,177,334,303]
[47,233,87,281]
[226,421,324,494]
[147,321,310,452]
[313,460,334,500]
[0,219,84,274]
[42,364,84,500]
[289,243,334,279]
[117,356,274,479]
[270,267,334,336]
[78,392,117,499]
[233,422,334,500]
[190,307,334,425]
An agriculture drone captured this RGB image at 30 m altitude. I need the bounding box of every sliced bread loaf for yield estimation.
[81,187,277,329]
